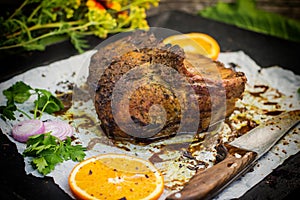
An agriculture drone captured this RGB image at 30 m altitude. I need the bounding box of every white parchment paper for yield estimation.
[0,51,299,199]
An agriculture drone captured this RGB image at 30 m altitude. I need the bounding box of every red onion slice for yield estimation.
[44,120,74,141]
[12,119,45,143]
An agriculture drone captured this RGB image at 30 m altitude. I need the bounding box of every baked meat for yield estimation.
[87,31,247,142]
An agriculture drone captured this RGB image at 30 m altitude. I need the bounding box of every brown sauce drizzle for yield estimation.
[73,84,92,102]
[75,114,96,129]
[263,102,278,106]
[87,137,114,150]
[235,121,258,136]
[226,116,258,138]
[263,110,284,116]
[54,91,73,116]
[254,85,269,91]
[249,85,269,97]
[273,89,284,99]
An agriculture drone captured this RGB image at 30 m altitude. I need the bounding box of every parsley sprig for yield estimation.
[0,81,64,121]
[0,81,87,175]
[23,133,86,175]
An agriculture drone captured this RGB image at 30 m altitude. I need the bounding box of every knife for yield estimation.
[167,110,300,200]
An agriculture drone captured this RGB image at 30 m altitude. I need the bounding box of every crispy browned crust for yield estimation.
[88,31,247,142]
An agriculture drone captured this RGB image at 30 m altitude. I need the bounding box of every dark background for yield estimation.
[1,1,300,200]
[147,0,300,20]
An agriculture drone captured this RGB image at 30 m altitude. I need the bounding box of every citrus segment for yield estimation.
[163,32,220,60]
[69,154,164,200]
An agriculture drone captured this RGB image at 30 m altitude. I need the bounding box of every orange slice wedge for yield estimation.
[163,32,220,60]
[69,154,164,200]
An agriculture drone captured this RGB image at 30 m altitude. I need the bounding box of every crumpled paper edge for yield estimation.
[216,52,300,199]
[0,50,299,200]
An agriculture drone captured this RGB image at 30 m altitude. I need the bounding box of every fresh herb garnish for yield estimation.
[0,81,64,121]
[0,104,17,121]
[0,0,159,53]
[23,133,86,175]
[1,82,86,175]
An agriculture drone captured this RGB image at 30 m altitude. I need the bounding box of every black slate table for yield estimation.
[1,11,300,200]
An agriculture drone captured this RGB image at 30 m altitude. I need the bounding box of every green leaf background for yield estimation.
[199,0,300,43]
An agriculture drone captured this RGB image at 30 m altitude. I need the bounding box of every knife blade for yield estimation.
[167,110,300,200]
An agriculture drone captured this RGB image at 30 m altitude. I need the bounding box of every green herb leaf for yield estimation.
[34,89,64,114]
[38,34,69,47]
[25,133,46,146]
[45,97,65,114]
[23,43,46,51]
[23,133,86,175]
[0,104,17,121]
[199,0,300,43]
[32,157,48,174]
[0,81,64,120]
[59,137,86,161]
[3,81,32,103]
[69,32,89,54]
[0,81,32,120]
[68,145,87,161]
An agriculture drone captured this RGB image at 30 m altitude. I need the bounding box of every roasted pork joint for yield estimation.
[87,31,247,142]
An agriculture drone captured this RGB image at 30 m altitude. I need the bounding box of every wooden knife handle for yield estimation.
[166,143,257,200]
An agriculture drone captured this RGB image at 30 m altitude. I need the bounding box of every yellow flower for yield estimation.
[86,0,106,11]
[106,1,121,11]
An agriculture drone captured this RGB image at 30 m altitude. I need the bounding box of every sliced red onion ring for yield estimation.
[12,119,45,143]
[44,120,74,141]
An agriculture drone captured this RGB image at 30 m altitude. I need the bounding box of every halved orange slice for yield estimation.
[163,32,220,60]
[69,154,164,200]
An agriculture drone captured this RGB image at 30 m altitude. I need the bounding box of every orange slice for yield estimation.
[163,33,220,60]
[69,154,164,200]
